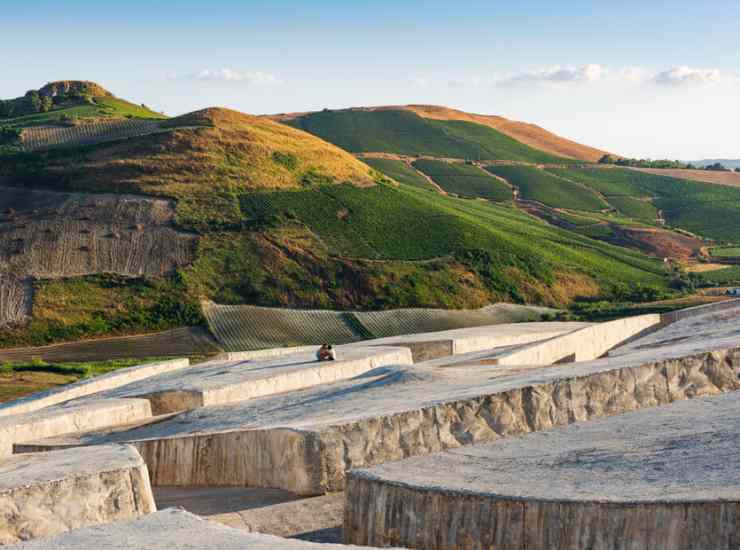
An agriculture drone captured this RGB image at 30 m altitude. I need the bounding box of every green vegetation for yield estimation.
[0,274,203,348]
[288,109,567,162]
[697,266,740,285]
[710,247,740,258]
[547,166,740,241]
[412,160,512,201]
[486,165,608,211]
[604,195,658,222]
[361,158,436,190]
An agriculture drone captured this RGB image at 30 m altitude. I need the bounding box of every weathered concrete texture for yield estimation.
[491,314,660,366]
[1,398,152,457]
[612,301,740,358]
[0,444,155,545]
[367,322,588,360]
[6,508,393,549]
[155,486,345,542]
[660,297,740,323]
[0,359,190,418]
[344,392,740,549]
[22,338,740,495]
[213,346,320,362]
[99,345,413,414]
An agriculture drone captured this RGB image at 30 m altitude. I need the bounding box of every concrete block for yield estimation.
[0,444,155,545]
[344,391,740,549]
[0,359,190,418]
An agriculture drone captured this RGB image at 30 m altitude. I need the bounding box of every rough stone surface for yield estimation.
[6,508,392,549]
[0,445,155,545]
[344,392,740,549]
[21,338,740,494]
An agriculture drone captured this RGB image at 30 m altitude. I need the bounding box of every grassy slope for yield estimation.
[2,96,165,128]
[412,159,512,201]
[361,158,435,190]
[486,165,608,211]
[287,109,567,162]
[547,167,740,242]
[603,195,658,222]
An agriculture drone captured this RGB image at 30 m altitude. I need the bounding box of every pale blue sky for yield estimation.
[3,1,739,158]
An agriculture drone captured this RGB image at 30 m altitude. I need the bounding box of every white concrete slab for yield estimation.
[0,359,190,418]
[98,345,413,413]
[0,398,152,457]
[6,508,393,549]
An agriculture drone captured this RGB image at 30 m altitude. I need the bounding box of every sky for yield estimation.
[2,0,739,159]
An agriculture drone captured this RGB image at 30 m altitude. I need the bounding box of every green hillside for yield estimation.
[0,82,681,351]
[361,158,435,190]
[286,109,567,163]
[547,167,740,242]
[486,165,608,211]
[412,159,512,201]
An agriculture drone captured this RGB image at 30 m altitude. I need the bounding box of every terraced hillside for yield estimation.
[19,119,166,152]
[547,166,740,242]
[412,159,512,201]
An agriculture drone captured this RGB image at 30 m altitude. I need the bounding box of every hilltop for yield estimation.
[274,104,611,162]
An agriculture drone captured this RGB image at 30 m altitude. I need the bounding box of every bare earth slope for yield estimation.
[630,167,740,188]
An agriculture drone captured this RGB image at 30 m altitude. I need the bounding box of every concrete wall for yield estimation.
[493,314,660,366]
[0,359,189,418]
[344,476,738,550]
[125,347,739,495]
[213,346,320,362]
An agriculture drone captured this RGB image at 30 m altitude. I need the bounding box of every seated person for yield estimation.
[317,343,337,361]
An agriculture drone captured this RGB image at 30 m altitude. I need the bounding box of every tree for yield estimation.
[25,90,42,113]
[40,96,53,113]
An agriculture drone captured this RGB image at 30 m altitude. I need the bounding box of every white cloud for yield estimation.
[170,68,281,85]
[499,64,605,87]
[650,66,726,87]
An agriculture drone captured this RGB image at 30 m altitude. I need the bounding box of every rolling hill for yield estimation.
[0,81,676,351]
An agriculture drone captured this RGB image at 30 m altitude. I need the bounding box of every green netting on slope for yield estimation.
[203,303,365,351]
[203,302,553,352]
[354,304,551,339]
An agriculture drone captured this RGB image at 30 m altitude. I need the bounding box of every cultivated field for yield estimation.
[20,119,165,152]
[630,167,740,188]
[413,159,512,201]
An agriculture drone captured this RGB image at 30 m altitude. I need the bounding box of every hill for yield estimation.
[275,105,611,162]
[0,82,674,351]
[280,108,570,163]
[687,159,740,170]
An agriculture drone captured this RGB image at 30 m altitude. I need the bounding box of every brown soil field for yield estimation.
[630,167,740,187]
[0,327,220,364]
[612,226,704,260]
[0,370,78,404]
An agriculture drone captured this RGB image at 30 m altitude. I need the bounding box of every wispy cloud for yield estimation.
[498,64,605,87]
[649,66,727,87]
[169,68,282,85]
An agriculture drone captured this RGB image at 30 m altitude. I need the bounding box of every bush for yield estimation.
[0,126,21,145]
